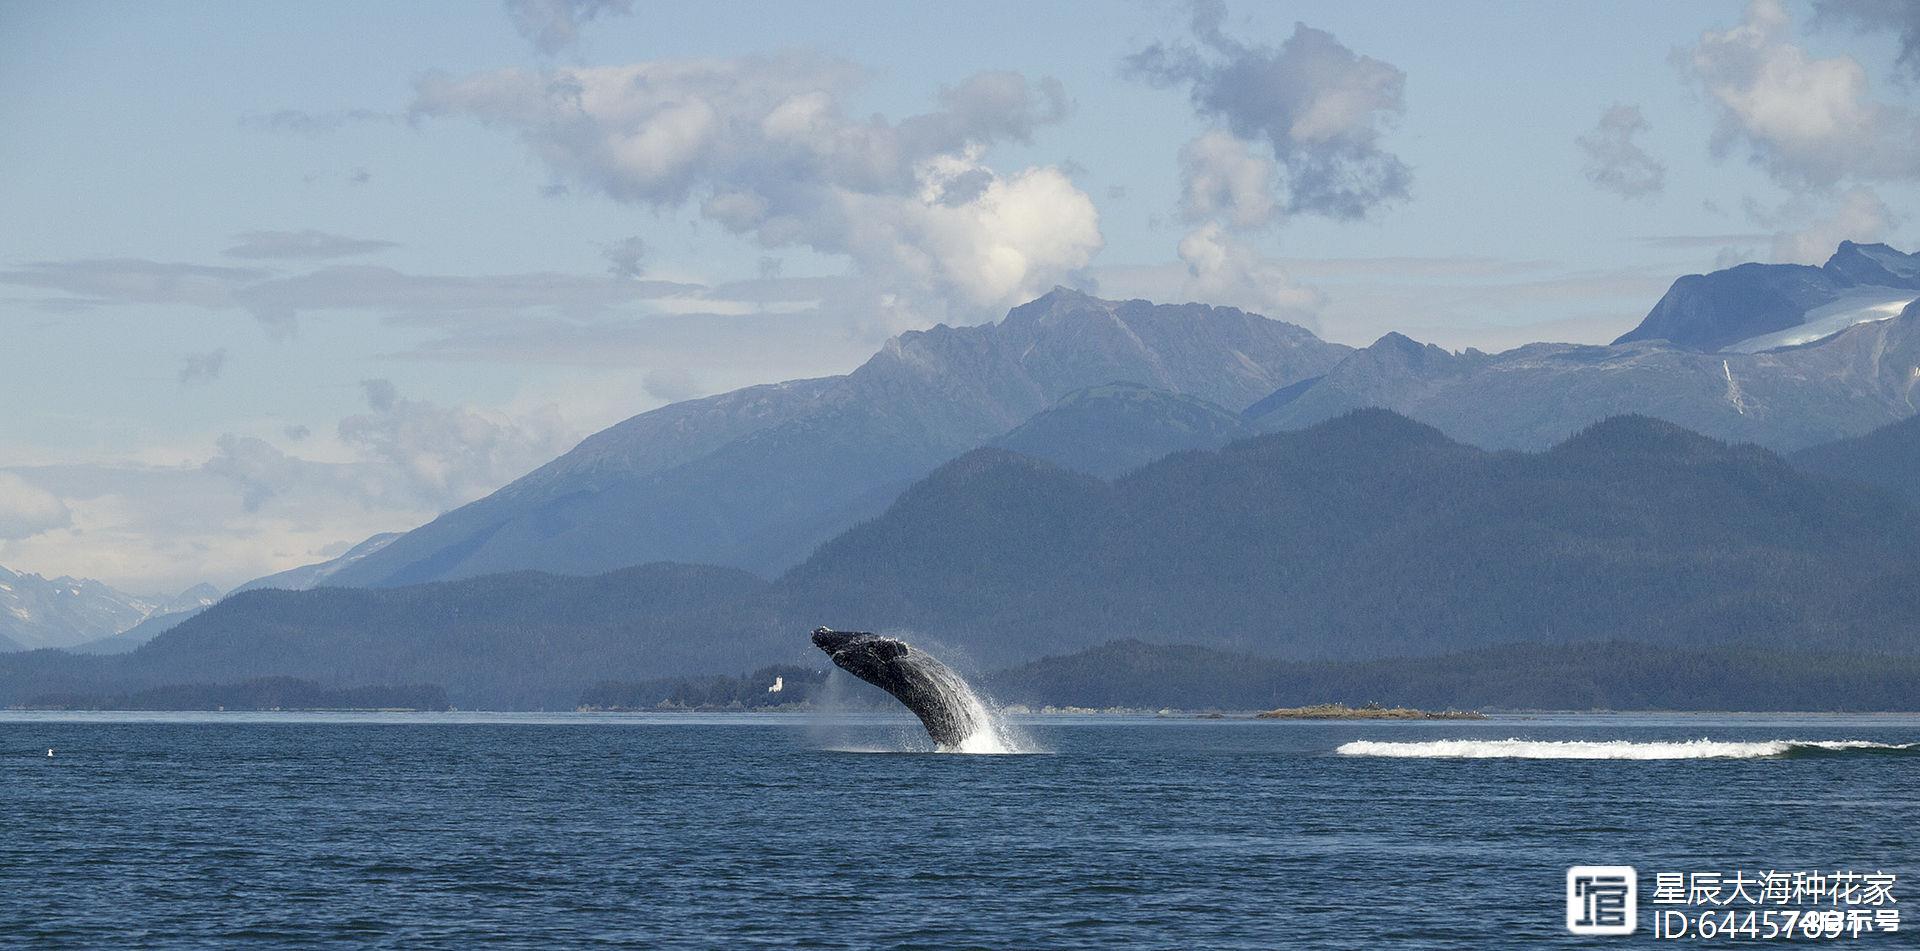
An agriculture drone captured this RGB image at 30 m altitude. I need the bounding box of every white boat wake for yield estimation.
[1335,738,1918,760]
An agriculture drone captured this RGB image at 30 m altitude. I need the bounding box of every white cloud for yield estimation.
[1686,0,1920,187]
[1577,104,1667,200]
[1179,129,1279,229]
[0,382,588,592]
[0,472,71,540]
[410,56,1100,318]
[1176,223,1325,326]
[335,381,576,509]
[1766,186,1898,263]
[1126,0,1410,219]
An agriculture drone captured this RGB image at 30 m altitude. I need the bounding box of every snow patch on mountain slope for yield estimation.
[1724,287,1919,353]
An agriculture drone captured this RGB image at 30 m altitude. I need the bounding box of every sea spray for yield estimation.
[923,661,1035,754]
[810,627,1040,754]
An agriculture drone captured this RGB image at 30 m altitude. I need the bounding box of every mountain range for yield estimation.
[785,410,1920,664]
[0,567,216,653]
[12,242,1920,709]
[1250,244,1920,451]
[229,243,1920,595]
[309,291,1349,588]
[988,382,1252,477]
[1616,241,1920,352]
[11,408,1920,708]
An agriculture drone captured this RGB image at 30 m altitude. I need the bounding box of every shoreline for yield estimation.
[10,706,1920,717]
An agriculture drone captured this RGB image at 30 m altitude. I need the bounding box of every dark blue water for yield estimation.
[3,712,1915,948]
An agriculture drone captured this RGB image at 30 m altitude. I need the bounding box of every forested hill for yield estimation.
[981,640,1920,712]
[8,410,1920,710]
[1792,413,1920,511]
[783,410,1920,663]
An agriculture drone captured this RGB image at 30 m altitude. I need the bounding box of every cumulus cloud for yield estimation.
[335,380,576,509]
[1178,128,1279,229]
[223,229,397,259]
[0,460,387,593]
[177,349,227,387]
[505,0,632,55]
[1176,222,1325,325]
[0,472,71,540]
[3,377,586,591]
[1577,105,1667,200]
[1126,0,1410,220]
[409,55,1100,317]
[1685,0,1920,187]
[1765,186,1898,264]
[202,435,311,512]
[1815,0,1920,82]
[196,382,576,519]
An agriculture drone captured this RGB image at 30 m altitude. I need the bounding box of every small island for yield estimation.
[1255,702,1486,721]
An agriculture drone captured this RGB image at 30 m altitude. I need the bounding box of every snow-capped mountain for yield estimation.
[0,565,217,652]
[1616,242,1920,353]
[310,290,1350,588]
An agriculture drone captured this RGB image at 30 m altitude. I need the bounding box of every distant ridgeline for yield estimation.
[7,407,1920,711]
[22,676,448,712]
[281,252,1920,596]
[9,252,1920,712]
[983,640,1920,712]
[579,665,829,711]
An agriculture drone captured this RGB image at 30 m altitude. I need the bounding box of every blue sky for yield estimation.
[2,0,1917,592]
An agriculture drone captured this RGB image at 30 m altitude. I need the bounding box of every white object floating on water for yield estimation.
[1334,738,1917,760]
[768,676,783,693]
[46,748,54,757]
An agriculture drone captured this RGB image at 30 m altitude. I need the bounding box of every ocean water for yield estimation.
[2,712,1915,948]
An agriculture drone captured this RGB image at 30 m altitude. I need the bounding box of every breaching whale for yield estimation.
[811,627,987,749]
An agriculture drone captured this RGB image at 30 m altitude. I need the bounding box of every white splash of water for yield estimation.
[917,653,1038,754]
[1336,738,1916,760]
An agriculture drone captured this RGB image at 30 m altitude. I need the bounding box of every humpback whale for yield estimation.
[811,627,987,749]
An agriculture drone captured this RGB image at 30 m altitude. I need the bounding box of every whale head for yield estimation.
[811,626,909,681]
